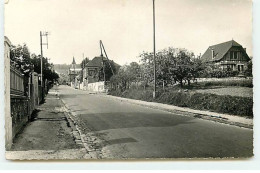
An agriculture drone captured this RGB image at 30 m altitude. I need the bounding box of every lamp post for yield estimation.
[152,0,157,99]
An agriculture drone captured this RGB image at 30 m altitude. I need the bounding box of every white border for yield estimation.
[0,0,260,170]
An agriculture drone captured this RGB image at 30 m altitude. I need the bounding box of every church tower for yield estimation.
[71,56,76,70]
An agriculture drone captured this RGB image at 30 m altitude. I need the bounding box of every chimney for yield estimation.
[211,49,215,59]
[244,48,246,52]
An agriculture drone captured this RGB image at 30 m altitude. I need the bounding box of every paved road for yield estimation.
[58,85,253,159]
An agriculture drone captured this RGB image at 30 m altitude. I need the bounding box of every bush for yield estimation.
[109,88,253,117]
[188,93,253,117]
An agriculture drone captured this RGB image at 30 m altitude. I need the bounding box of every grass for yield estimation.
[194,87,253,98]
[180,79,253,90]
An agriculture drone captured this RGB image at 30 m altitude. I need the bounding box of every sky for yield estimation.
[4,0,252,65]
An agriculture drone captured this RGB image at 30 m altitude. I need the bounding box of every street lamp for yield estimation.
[152,0,157,99]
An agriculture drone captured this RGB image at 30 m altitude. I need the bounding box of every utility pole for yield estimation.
[83,53,84,68]
[153,0,157,99]
[99,40,106,82]
[103,56,106,83]
[100,40,114,75]
[40,31,49,100]
[73,57,76,88]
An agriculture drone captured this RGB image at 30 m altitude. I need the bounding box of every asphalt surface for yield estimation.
[58,85,253,159]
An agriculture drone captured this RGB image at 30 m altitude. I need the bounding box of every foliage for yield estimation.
[31,54,59,83]
[244,60,252,77]
[99,60,119,82]
[80,57,90,69]
[139,48,205,87]
[109,88,253,117]
[10,44,59,86]
[110,47,206,92]
[110,62,141,91]
[198,63,243,78]
[10,44,33,77]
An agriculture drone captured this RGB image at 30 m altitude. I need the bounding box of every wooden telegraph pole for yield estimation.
[40,31,49,101]
[153,0,157,99]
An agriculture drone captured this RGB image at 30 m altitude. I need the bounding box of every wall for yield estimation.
[4,37,12,150]
[86,81,106,92]
[5,37,41,150]
[33,72,39,105]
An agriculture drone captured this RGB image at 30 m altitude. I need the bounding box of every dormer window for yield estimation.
[230,51,238,60]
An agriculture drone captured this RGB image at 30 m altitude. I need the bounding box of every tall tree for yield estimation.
[80,57,90,69]
[10,44,33,76]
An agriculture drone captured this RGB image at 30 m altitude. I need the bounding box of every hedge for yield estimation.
[109,89,253,117]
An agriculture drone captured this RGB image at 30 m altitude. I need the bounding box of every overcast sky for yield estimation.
[5,0,252,65]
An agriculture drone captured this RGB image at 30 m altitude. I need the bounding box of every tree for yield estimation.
[126,62,141,83]
[110,66,129,91]
[80,57,90,69]
[168,49,194,86]
[139,47,201,87]
[100,60,118,82]
[10,44,34,76]
[245,60,252,77]
[31,54,59,83]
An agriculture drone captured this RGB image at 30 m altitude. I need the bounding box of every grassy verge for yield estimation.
[109,88,253,118]
[180,79,253,90]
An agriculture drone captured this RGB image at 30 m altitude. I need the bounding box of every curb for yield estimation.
[100,94,253,130]
[60,97,103,159]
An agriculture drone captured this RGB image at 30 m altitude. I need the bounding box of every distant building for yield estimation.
[201,40,250,72]
[68,57,81,85]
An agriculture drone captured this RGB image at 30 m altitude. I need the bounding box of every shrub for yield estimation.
[109,88,253,117]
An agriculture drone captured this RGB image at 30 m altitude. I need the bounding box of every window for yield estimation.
[230,51,238,60]
[234,52,237,59]
[89,70,94,76]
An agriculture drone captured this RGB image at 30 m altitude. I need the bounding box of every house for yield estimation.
[68,57,81,86]
[200,40,250,72]
[83,56,106,85]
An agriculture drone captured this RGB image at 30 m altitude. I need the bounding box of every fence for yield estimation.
[9,64,43,139]
[10,64,24,97]
[5,37,45,149]
[10,64,29,138]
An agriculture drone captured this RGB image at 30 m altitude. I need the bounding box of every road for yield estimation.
[58,85,253,159]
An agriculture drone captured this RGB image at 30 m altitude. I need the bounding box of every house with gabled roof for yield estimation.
[200,40,250,72]
[82,56,106,84]
[82,55,120,87]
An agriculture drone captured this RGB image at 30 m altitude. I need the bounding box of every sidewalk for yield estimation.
[6,87,88,160]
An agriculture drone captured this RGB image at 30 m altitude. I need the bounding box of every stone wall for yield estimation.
[11,97,29,140]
